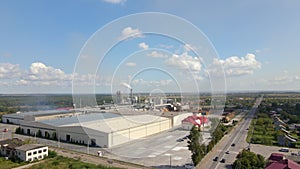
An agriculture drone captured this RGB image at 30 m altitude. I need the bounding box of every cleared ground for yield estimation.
[105,128,192,168]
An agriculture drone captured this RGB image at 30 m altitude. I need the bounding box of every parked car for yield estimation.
[291,152,298,156]
[226,151,230,154]
[213,157,219,161]
[220,158,226,163]
[184,163,195,169]
[177,138,184,142]
[279,148,289,152]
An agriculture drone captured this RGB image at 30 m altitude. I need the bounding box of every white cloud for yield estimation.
[125,62,136,67]
[138,42,149,50]
[147,51,168,58]
[272,70,300,85]
[26,62,71,81]
[132,78,172,87]
[16,79,29,85]
[0,62,117,92]
[0,63,21,79]
[166,52,202,72]
[119,27,143,40]
[209,53,261,77]
[102,0,126,4]
[193,75,204,81]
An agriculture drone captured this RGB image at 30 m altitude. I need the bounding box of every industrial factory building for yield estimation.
[19,112,172,148]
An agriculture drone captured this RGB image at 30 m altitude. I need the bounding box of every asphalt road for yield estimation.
[198,96,263,169]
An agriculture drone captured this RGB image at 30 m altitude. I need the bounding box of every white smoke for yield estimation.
[122,82,132,89]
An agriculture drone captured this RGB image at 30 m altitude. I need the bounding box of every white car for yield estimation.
[184,163,195,169]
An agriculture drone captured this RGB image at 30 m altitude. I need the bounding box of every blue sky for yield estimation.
[1,0,300,93]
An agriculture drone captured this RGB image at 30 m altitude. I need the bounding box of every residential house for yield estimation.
[0,138,48,162]
[266,153,300,169]
[0,138,23,159]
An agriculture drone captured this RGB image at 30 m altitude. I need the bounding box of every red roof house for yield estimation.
[266,153,300,169]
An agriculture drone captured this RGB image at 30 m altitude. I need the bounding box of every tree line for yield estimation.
[188,122,228,166]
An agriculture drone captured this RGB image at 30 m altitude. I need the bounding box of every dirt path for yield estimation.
[49,147,148,169]
[12,161,43,169]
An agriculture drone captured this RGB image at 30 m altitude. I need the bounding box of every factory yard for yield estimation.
[106,128,193,168]
[0,122,193,168]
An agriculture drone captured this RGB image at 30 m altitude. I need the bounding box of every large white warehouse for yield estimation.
[20,112,172,148]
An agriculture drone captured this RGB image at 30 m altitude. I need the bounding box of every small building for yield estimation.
[0,138,48,162]
[0,138,23,159]
[266,153,300,169]
[181,115,209,130]
[15,144,48,162]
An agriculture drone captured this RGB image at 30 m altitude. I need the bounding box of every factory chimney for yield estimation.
[122,82,133,105]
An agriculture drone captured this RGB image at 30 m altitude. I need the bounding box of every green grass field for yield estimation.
[0,157,26,169]
[27,156,123,169]
[247,113,277,146]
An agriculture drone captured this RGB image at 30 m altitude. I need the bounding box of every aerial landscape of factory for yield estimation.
[2,91,214,148]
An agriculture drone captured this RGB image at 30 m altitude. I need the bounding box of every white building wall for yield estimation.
[58,126,109,147]
[2,116,23,124]
[129,125,147,140]
[111,130,130,146]
[110,118,172,147]
[182,122,194,130]
[173,113,191,126]
[16,146,48,162]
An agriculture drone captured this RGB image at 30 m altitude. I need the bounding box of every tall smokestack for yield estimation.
[121,82,133,105]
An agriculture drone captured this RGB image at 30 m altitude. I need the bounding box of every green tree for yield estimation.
[52,132,57,140]
[36,130,42,138]
[233,150,266,169]
[188,125,202,166]
[15,127,21,134]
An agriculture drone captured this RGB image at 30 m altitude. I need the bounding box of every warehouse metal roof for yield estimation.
[81,114,170,133]
[40,112,120,127]
[39,113,169,133]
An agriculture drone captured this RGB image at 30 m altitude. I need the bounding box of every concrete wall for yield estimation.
[110,118,171,147]
[20,122,56,139]
[58,126,109,147]
[16,146,48,161]
[2,116,23,125]
[173,113,191,126]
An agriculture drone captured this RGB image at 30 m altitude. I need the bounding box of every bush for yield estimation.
[233,150,266,169]
[47,150,57,158]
